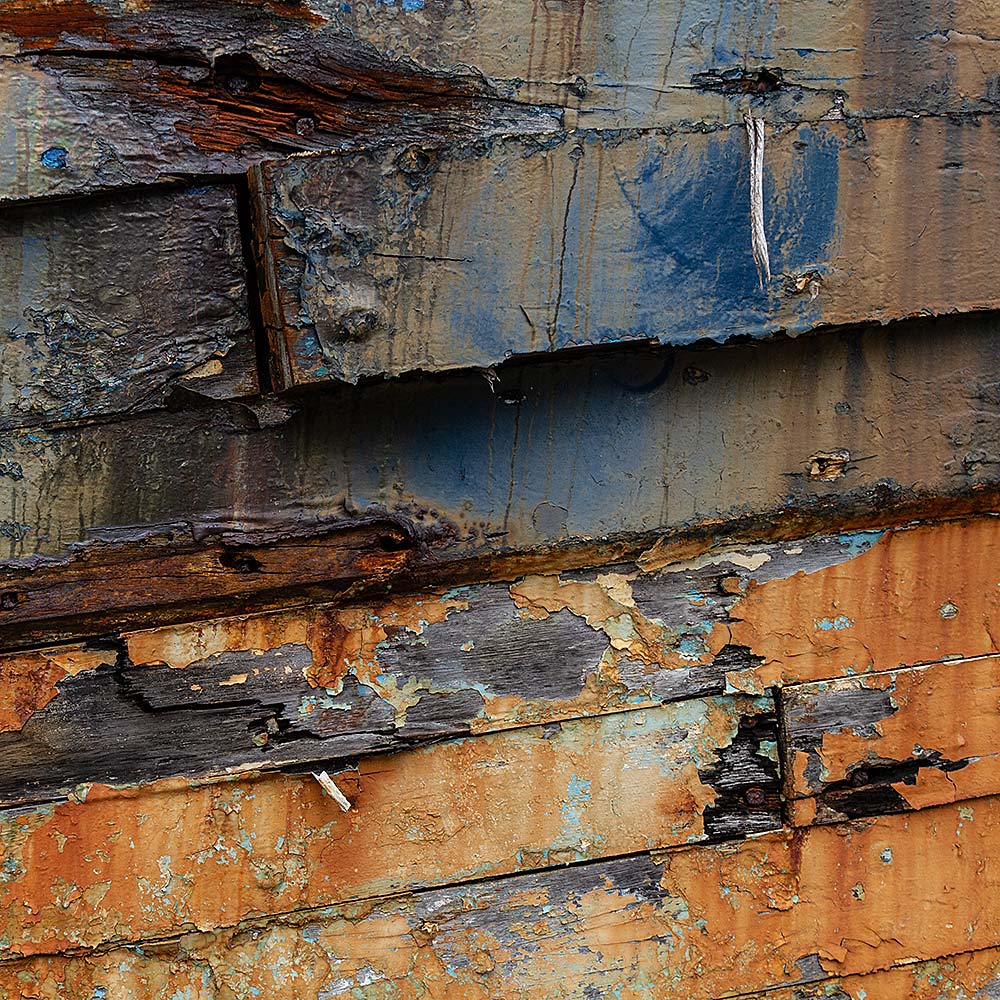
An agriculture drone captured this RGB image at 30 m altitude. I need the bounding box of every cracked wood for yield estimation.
[5,515,997,801]
[3,798,999,997]
[3,1,1000,200]
[782,654,1000,825]
[1,315,1000,639]
[0,529,815,800]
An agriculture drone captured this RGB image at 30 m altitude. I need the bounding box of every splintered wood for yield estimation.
[2,1,1000,998]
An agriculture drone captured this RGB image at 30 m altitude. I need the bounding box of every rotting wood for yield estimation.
[3,798,999,998]
[4,1,1000,200]
[2,314,1000,633]
[0,52,559,204]
[0,184,253,427]
[253,117,1000,383]
[6,515,999,799]
[782,654,1000,825]
[0,696,776,957]
[0,545,791,802]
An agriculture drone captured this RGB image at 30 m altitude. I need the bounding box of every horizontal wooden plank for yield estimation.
[0,695,776,956]
[724,515,1000,694]
[4,798,999,996]
[3,1,1000,200]
[731,948,1000,1000]
[1,529,835,797]
[6,515,997,799]
[0,184,253,427]
[0,52,558,204]
[1,313,1000,638]
[782,655,1000,825]
[254,116,1000,383]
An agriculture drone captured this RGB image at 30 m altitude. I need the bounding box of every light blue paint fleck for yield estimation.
[816,615,852,631]
[90,989,108,1000]
[836,530,885,557]
[560,774,592,840]
[402,0,424,9]
[880,847,893,864]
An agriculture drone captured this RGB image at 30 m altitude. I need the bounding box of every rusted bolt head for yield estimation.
[294,115,317,137]
[744,786,766,807]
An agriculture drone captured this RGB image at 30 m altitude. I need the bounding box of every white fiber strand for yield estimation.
[744,113,770,288]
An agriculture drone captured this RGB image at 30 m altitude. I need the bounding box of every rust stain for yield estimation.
[0,0,116,49]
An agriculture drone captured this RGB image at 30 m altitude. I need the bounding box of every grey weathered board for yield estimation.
[3,1,1000,200]
[0,184,253,428]
[0,313,999,643]
[253,116,1000,383]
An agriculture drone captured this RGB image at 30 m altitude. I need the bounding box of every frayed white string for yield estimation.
[744,113,770,289]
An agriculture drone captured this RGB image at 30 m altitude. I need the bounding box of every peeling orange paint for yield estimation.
[0,645,111,732]
[0,696,765,958]
[727,517,1000,692]
[3,800,998,998]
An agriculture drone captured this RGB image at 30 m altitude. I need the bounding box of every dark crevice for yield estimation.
[691,66,784,95]
[700,707,782,839]
[233,174,275,395]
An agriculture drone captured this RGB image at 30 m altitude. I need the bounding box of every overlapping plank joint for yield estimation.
[4,0,1000,998]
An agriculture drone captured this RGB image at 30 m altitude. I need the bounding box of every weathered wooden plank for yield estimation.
[7,515,997,799]
[0,52,558,204]
[782,655,1000,825]
[0,695,776,956]
[0,533,812,799]
[4,798,999,997]
[731,948,1000,1000]
[0,184,253,427]
[3,1,1000,200]
[254,116,1000,383]
[0,314,999,641]
[724,516,1000,694]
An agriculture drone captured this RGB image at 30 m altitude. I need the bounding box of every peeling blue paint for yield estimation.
[40,146,68,170]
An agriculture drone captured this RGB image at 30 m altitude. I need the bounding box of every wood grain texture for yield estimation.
[3,798,999,998]
[1,314,1000,627]
[783,654,1000,825]
[0,695,776,957]
[730,948,1000,999]
[3,1,1000,200]
[0,184,253,427]
[254,116,1000,382]
[724,516,1000,694]
[0,52,558,204]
